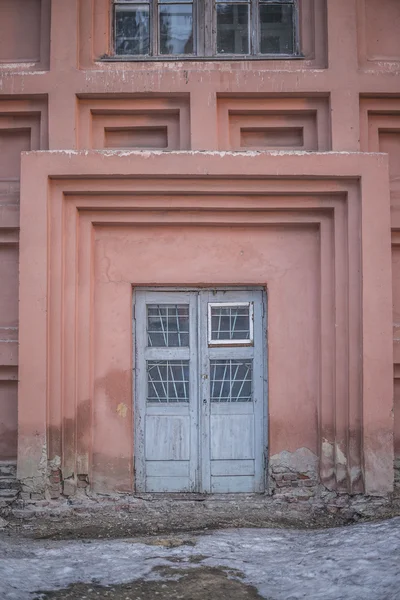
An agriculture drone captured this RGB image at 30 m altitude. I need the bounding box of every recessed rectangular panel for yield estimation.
[211,402,254,415]
[365,0,400,61]
[211,475,255,493]
[0,381,17,460]
[104,127,168,149]
[0,0,41,62]
[211,459,254,476]
[145,415,190,460]
[0,181,20,206]
[0,130,31,178]
[210,414,254,459]
[0,245,19,328]
[222,100,325,151]
[146,460,189,477]
[146,476,191,492]
[379,131,400,186]
[241,127,304,149]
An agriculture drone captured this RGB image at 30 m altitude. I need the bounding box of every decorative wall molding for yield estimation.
[217,95,330,151]
[17,151,393,497]
[78,96,190,150]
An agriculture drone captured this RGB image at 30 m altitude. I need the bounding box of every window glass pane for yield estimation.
[259,4,294,54]
[147,304,189,347]
[216,4,249,54]
[210,304,250,341]
[210,360,253,402]
[159,4,193,54]
[115,6,150,55]
[147,360,190,403]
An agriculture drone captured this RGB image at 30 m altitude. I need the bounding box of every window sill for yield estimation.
[98,54,305,63]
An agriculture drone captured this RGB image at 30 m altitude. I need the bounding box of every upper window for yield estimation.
[114,0,299,58]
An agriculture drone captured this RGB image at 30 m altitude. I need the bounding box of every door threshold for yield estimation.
[134,492,267,501]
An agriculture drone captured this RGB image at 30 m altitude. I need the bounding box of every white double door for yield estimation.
[134,289,267,493]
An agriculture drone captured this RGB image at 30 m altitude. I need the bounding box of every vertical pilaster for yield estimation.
[49,0,79,149]
[327,0,360,151]
[48,91,78,150]
[189,87,218,151]
[50,0,79,71]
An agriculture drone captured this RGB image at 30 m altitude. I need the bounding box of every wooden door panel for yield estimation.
[210,459,254,476]
[135,288,267,494]
[145,415,190,460]
[210,413,255,460]
[211,475,255,493]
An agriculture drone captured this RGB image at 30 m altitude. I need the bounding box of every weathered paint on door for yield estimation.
[134,289,267,493]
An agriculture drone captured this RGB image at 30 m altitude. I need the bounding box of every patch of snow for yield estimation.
[0,519,399,599]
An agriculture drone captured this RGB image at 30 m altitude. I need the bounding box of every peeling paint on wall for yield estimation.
[269,447,319,500]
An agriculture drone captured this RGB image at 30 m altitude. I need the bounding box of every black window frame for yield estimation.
[112,0,300,60]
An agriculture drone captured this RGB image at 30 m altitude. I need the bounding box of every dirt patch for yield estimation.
[33,566,265,600]
[18,502,346,541]
[4,494,400,542]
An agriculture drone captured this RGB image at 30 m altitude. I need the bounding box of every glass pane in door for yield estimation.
[147,304,189,347]
[147,360,190,403]
[210,359,253,402]
[209,302,252,343]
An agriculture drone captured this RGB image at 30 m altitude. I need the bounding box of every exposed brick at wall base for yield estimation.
[15,456,90,503]
[48,467,62,500]
[7,456,397,522]
[49,464,90,500]
[269,448,320,501]
[395,458,400,489]
[267,448,397,517]
[18,472,90,503]
[0,461,19,508]
[5,486,396,525]
[13,448,396,510]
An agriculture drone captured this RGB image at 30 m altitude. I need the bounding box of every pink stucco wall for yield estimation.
[15,151,393,498]
[0,0,399,497]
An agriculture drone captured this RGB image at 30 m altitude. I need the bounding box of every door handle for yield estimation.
[203,398,207,405]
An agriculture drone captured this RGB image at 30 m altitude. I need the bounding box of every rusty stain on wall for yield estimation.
[117,403,128,419]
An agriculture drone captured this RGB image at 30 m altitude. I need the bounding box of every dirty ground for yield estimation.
[0,518,399,600]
